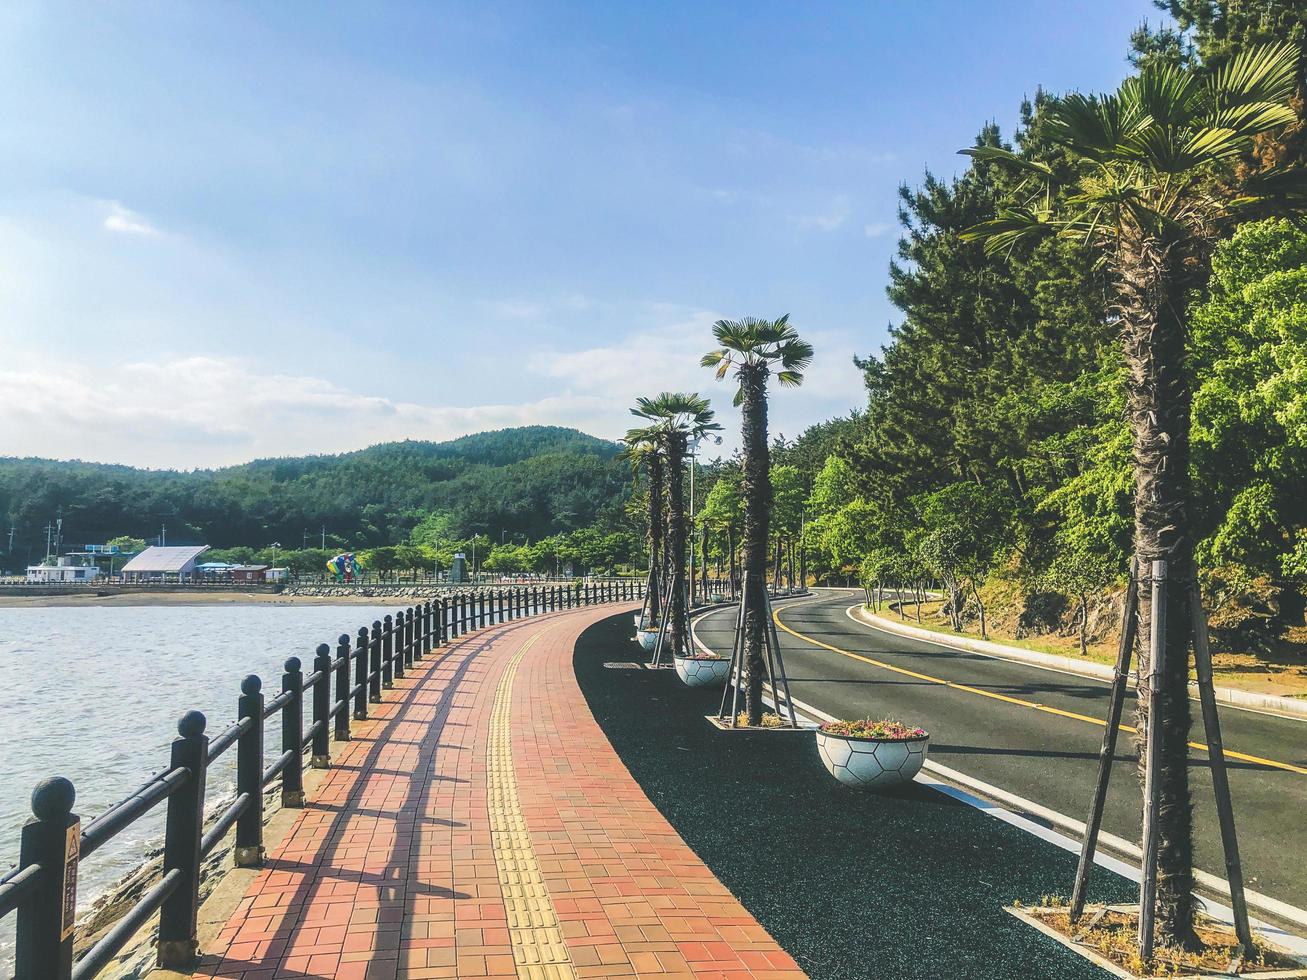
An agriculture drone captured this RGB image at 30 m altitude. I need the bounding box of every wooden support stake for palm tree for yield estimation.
[719,576,749,724]
[1139,561,1167,963]
[1069,561,1139,922]
[762,586,798,727]
[648,566,676,668]
[715,579,797,728]
[1067,559,1255,961]
[1190,577,1254,954]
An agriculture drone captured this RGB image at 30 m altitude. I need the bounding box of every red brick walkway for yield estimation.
[194,605,806,980]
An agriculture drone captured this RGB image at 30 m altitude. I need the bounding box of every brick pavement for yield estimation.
[191,605,806,980]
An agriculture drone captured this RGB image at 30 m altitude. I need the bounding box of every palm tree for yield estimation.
[631,393,721,660]
[960,42,1307,947]
[622,425,665,627]
[702,316,813,723]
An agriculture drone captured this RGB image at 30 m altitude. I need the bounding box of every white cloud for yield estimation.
[863,221,893,238]
[792,197,851,232]
[0,314,866,469]
[0,355,617,469]
[101,201,161,237]
[529,312,867,455]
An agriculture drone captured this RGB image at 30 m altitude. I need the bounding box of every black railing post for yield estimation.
[313,644,332,766]
[419,601,430,658]
[370,621,383,702]
[383,614,396,687]
[407,606,416,666]
[281,657,305,807]
[403,607,412,668]
[393,611,406,681]
[332,635,351,744]
[16,777,79,980]
[235,675,264,867]
[158,711,208,967]
[354,628,369,720]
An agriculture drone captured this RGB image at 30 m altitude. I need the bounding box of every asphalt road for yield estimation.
[693,589,1307,912]
[576,612,1129,979]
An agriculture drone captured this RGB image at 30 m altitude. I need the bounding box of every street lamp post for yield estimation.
[688,434,721,606]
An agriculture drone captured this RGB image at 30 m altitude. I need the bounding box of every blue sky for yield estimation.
[0,1,1155,468]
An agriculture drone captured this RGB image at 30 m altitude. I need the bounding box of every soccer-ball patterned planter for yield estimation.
[815,729,929,789]
[636,629,659,653]
[674,655,732,688]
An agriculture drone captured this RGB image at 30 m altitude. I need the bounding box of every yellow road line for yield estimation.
[767,596,1307,777]
[487,628,577,980]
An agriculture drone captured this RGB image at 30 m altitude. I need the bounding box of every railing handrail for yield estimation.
[0,580,642,980]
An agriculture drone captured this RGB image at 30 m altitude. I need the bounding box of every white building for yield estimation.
[26,557,102,584]
[120,545,209,582]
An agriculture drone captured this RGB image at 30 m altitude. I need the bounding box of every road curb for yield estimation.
[852,604,1307,722]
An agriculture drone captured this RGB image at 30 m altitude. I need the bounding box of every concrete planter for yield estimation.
[815,730,929,789]
[674,655,732,688]
[636,628,659,653]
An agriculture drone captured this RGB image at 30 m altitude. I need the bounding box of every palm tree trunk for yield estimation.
[665,432,689,659]
[739,366,772,725]
[647,454,664,624]
[1120,242,1199,947]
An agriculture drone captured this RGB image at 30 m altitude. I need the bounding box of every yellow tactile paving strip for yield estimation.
[487,629,577,980]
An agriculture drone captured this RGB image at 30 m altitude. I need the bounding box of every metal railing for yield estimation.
[0,580,640,980]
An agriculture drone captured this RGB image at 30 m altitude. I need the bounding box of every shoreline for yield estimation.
[0,590,415,608]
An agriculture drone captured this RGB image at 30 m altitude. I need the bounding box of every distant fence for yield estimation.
[0,580,641,980]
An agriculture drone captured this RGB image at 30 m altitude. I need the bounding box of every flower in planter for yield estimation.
[819,718,927,740]
[737,711,784,728]
[679,650,724,661]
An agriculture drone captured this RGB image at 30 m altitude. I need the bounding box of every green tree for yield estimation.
[962,43,1307,943]
[363,546,399,582]
[394,545,429,579]
[703,315,813,724]
[107,535,147,553]
[1189,219,1307,603]
[697,470,742,591]
[915,482,1014,637]
[770,464,805,587]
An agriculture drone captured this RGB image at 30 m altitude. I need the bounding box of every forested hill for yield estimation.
[0,426,628,554]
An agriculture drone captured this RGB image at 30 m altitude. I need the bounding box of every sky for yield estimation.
[0,1,1158,469]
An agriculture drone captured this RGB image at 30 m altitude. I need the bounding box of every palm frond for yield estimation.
[1206,41,1300,110]
[958,145,1054,179]
[1124,62,1201,128]
[959,207,1055,255]
[1046,91,1144,162]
